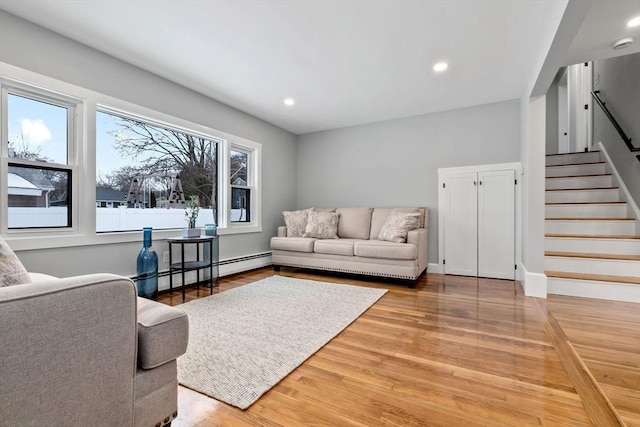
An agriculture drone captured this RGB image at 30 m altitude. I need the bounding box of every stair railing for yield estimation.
[591,90,640,161]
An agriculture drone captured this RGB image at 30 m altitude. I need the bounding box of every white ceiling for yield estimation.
[0,0,638,135]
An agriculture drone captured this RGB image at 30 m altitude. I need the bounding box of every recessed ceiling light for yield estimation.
[433,62,448,72]
[612,37,634,50]
[628,16,640,27]
[283,98,295,106]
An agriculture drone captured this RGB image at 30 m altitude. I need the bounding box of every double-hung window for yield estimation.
[1,87,76,230]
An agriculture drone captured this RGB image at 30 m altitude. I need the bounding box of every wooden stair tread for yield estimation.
[545,251,640,261]
[546,161,605,167]
[546,152,599,156]
[546,217,635,221]
[546,174,611,179]
[545,271,640,285]
[545,233,640,240]
[546,188,618,192]
[545,202,626,205]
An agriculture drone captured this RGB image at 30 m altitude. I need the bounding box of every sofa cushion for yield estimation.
[270,236,317,253]
[314,239,358,256]
[0,237,31,287]
[378,212,421,243]
[336,207,373,239]
[370,207,421,240]
[303,211,340,239]
[354,240,418,260]
[137,298,189,369]
[283,208,313,237]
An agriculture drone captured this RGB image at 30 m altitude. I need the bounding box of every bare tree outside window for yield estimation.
[96,111,219,232]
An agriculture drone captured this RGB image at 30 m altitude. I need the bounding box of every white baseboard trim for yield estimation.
[220,253,272,277]
[427,263,443,274]
[520,263,547,298]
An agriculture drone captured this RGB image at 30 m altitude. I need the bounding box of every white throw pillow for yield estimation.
[303,211,340,239]
[0,237,31,287]
[283,208,313,237]
[378,212,420,243]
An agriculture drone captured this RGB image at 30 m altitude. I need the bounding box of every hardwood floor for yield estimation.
[158,268,639,426]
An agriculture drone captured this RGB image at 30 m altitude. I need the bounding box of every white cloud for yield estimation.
[21,118,52,144]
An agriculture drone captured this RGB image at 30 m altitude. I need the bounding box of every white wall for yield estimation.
[296,99,521,265]
[0,11,298,278]
[593,52,640,206]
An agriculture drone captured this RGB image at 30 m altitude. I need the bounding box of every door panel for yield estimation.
[478,170,515,279]
[444,172,478,276]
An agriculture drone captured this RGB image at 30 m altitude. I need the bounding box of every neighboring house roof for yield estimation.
[232,177,247,186]
[7,173,42,197]
[96,187,127,202]
[8,166,55,192]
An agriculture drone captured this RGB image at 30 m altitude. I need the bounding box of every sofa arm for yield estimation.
[277,226,287,237]
[407,228,428,275]
[0,274,138,426]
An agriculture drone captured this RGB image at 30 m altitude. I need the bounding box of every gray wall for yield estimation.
[0,11,298,276]
[296,99,521,264]
[593,52,640,205]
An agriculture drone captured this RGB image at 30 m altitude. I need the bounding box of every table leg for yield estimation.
[181,244,186,302]
[169,243,173,293]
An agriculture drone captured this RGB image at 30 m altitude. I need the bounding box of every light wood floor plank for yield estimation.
[157,267,640,426]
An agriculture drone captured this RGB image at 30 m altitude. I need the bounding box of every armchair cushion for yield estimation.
[137,298,189,369]
[0,237,31,287]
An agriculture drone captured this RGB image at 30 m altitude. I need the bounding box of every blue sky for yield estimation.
[7,94,142,178]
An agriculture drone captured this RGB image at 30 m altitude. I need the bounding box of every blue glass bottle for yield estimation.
[137,227,158,300]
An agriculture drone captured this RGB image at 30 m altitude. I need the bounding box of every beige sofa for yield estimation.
[271,207,428,287]
[0,272,189,427]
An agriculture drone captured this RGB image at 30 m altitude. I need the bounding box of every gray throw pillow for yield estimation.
[303,211,340,239]
[0,237,31,287]
[283,208,313,237]
[378,213,420,243]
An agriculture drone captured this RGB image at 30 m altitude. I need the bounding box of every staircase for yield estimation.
[545,151,640,303]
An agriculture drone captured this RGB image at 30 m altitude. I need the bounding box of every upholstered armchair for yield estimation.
[0,239,189,426]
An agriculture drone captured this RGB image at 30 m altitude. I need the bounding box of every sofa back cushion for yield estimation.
[336,207,373,239]
[370,207,427,239]
[0,237,31,287]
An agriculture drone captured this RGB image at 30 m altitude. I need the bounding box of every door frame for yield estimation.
[438,162,522,279]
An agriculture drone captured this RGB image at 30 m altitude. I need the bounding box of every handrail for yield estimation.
[591,91,639,161]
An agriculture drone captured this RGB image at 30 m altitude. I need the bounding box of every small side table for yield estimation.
[167,235,219,301]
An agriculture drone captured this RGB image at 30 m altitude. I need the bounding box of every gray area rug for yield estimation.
[176,275,387,409]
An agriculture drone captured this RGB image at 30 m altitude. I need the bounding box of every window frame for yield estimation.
[1,82,80,234]
[1,63,262,251]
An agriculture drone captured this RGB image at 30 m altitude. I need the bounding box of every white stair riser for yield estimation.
[545,220,636,235]
[545,256,640,277]
[546,163,606,177]
[546,152,601,166]
[545,204,628,218]
[547,278,640,303]
[546,175,612,189]
[545,237,640,255]
[545,189,620,203]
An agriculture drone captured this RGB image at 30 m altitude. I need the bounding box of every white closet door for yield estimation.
[444,172,478,276]
[478,170,515,279]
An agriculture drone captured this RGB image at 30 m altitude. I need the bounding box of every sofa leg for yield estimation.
[407,280,416,289]
[273,265,281,272]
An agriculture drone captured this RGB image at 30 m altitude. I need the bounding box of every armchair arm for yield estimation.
[407,228,428,274]
[0,274,138,426]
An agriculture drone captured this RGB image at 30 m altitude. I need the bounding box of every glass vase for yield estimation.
[137,227,158,300]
